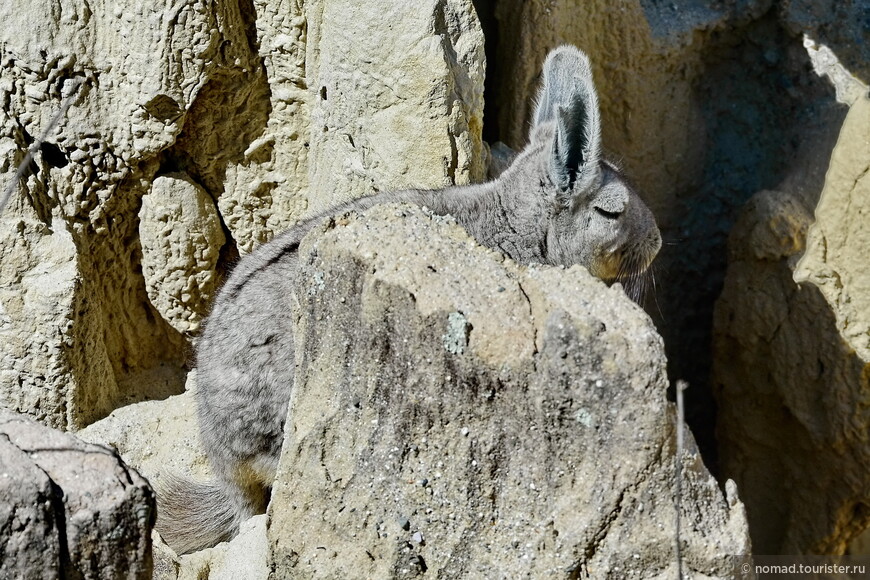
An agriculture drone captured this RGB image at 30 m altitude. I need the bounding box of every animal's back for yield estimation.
[159,228,304,553]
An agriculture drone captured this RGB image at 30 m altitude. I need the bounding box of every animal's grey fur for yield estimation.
[156,45,662,554]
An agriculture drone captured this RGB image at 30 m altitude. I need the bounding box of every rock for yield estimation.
[794,97,870,361]
[799,36,869,106]
[139,174,226,335]
[218,0,486,252]
[850,528,870,556]
[0,0,486,428]
[0,428,61,578]
[152,516,269,580]
[267,204,750,578]
[152,531,182,580]
[0,0,231,428]
[0,214,85,429]
[0,409,155,578]
[713,188,870,553]
[78,370,210,491]
[304,0,486,215]
[214,0,310,253]
[781,0,870,84]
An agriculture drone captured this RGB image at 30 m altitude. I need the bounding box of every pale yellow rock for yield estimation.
[268,205,749,579]
[0,0,257,427]
[305,0,485,215]
[152,516,269,580]
[0,0,487,428]
[77,370,210,487]
[139,174,225,335]
[794,96,870,362]
[219,0,486,254]
[0,214,90,429]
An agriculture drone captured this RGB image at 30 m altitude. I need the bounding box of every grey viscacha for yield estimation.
[157,45,662,554]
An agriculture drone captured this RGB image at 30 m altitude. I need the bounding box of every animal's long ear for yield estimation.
[532,46,602,194]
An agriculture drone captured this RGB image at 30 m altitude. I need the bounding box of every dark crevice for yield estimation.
[653,9,845,475]
[40,142,68,169]
[471,0,501,145]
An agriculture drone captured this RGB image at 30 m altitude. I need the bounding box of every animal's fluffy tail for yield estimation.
[155,472,240,555]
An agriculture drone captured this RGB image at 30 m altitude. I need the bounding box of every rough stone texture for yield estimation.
[0,214,83,428]
[0,409,155,579]
[153,516,269,580]
[713,188,870,554]
[0,0,485,428]
[794,97,870,361]
[267,205,750,578]
[305,0,486,214]
[139,174,226,335]
[0,0,239,428]
[78,370,210,489]
[0,428,61,578]
[215,0,309,253]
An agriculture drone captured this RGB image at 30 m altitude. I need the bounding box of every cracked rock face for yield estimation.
[0,410,155,579]
[267,204,750,579]
[305,0,486,215]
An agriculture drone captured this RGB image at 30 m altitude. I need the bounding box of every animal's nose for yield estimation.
[650,228,663,254]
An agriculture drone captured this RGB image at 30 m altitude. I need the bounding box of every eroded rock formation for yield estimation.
[268,204,750,578]
[2,0,869,573]
[0,0,485,429]
[713,98,870,554]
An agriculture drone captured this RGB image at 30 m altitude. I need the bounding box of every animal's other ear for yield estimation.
[532,46,602,195]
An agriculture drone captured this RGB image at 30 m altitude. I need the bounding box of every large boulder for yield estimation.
[0,410,155,579]
[267,204,750,578]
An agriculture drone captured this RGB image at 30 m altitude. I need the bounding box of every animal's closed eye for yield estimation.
[594,206,622,220]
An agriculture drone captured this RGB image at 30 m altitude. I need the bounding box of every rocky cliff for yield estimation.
[2,0,869,575]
